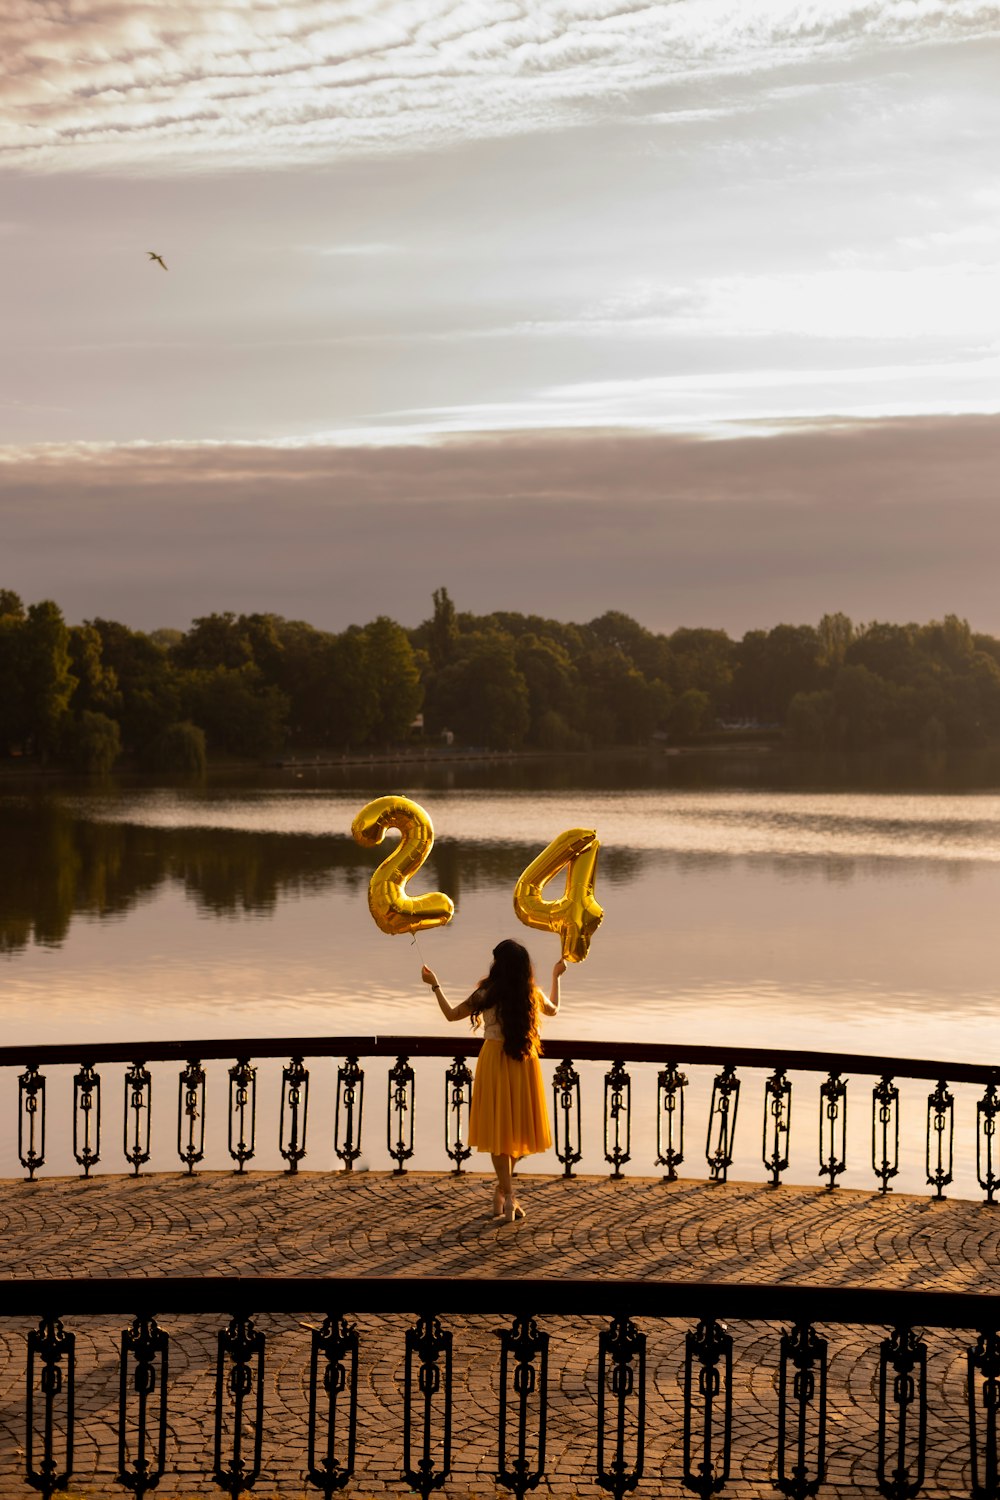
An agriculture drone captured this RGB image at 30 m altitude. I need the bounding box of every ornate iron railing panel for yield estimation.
[656,1061,686,1182]
[596,1313,645,1498]
[118,1314,168,1497]
[7,1034,1000,1198]
[334,1056,364,1171]
[72,1062,101,1177]
[444,1055,472,1173]
[177,1059,206,1174]
[496,1312,547,1498]
[926,1078,954,1200]
[603,1060,632,1180]
[387,1055,415,1175]
[307,1314,358,1496]
[228,1058,257,1172]
[4,1277,1000,1499]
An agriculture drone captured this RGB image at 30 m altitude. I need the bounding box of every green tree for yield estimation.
[427,587,459,670]
[20,601,77,759]
[63,710,122,774]
[817,612,854,671]
[427,633,530,749]
[0,589,24,620]
[145,721,207,774]
[364,616,423,743]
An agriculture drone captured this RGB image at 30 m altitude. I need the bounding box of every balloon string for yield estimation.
[410,931,427,968]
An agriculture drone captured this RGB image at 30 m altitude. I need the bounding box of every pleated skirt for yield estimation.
[469,1039,552,1159]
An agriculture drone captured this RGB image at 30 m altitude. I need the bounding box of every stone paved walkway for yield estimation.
[1,1169,998,1498]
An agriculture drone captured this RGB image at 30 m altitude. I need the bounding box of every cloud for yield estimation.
[2,416,999,636]
[2,1,998,172]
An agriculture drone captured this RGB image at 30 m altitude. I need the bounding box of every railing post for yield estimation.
[496,1313,548,1498]
[123,1062,152,1177]
[978,1079,1000,1206]
[118,1314,169,1498]
[444,1055,473,1174]
[603,1060,632,1180]
[706,1065,739,1184]
[228,1059,257,1173]
[19,1063,46,1181]
[72,1062,101,1178]
[403,1313,452,1497]
[177,1059,206,1174]
[877,1325,926,1500]
[656,1061,686,1182]
[307,1314,358,1496]
[26,1314,75,1499]
[968,1326,1000,1499]
[552,1058,582,1179]
[334,1056,365,1172]
[387,1056,415,1175]
[872,1075,899,1195]
[763,1067,791,1188]
[214,1314,265,1496]
[596,1314,645,1498]
[683,1317,732,1497]
[776,1321,827,1498]
[818,1072,847,1190]
[925,1078,954,1201]
[279,1056,309,1174]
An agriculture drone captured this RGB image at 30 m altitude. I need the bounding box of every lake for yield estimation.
[3,751,999,1190]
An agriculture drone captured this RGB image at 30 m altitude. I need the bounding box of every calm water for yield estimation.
[2,753,1000,1062]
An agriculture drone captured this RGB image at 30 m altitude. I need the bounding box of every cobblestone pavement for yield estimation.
[1,1169,998,1498]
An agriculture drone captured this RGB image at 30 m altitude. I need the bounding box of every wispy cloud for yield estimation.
[2,1,997,172]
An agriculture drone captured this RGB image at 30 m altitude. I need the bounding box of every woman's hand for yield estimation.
[553,958,568,978]
[421,965,439,988]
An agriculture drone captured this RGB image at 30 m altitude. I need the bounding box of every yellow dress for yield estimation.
[468,996,552,1159]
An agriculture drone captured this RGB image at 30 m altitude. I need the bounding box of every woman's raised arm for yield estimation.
[421,964,475,1022]
[539,957,567,1016]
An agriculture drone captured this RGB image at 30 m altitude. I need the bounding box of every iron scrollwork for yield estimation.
[26,1314,75,1498]
[603,1061,632,1180]
[444,1055,473,1173]
[307,1314,359,1496]
[818,1072,847,1190]
[552,1058,582,1178]
[177,1059,206,1174]
[977,1080,1000,1206]
[228,1058,257,1173]
[877,1325,927,1500]
[872,1075,899,1195]
[597,1314,645,1498]
[925,1078,954,1201]
[683,1317,732,1497]
[656,1061,686,1182]
[72,1062,101,1178]
[387,1055,416,1174]
[19,1063,46,1181]
[334,1056,365,1171]
[706,1065,740,1184]
[118,1314,169,1497]
[123,1062,152,1177]
[214,1314,265,1497]
[969,1327,1000,1500]
[496,1313,548,1498]
[776,1321,827,1499]
[279,1056,310,1174]
[763,1067,792,1188]
[403,1313,452,1497]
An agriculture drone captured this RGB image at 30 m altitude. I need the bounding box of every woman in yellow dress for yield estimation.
[422,939,565,1223]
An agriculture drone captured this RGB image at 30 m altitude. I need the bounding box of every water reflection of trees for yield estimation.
[0,806,644,952]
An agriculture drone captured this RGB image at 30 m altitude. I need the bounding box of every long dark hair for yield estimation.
[473,939,540,1060]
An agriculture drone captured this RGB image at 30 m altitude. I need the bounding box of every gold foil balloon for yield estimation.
[513,827,603,963]
[351,794,455,936]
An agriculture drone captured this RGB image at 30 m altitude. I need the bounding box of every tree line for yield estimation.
[1,586,999,771]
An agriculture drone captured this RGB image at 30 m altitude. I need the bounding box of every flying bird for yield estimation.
[147,251,168,270]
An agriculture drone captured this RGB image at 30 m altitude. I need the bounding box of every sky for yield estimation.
[2,1,999,635]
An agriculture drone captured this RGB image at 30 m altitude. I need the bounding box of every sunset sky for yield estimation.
[3,2,999,634]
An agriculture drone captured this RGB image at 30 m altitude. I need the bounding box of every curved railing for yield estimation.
[2,1274,999,1498]
[2,1034,999,1199]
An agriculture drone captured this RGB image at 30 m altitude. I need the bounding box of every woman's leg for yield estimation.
[491,1153,513,1200]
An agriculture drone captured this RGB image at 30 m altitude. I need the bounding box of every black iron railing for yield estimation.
[2,1034,998,1199]
[2,1275,999,1499]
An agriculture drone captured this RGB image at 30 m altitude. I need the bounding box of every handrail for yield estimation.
[1,1032,998,1084]
[1,1274,997,1327]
